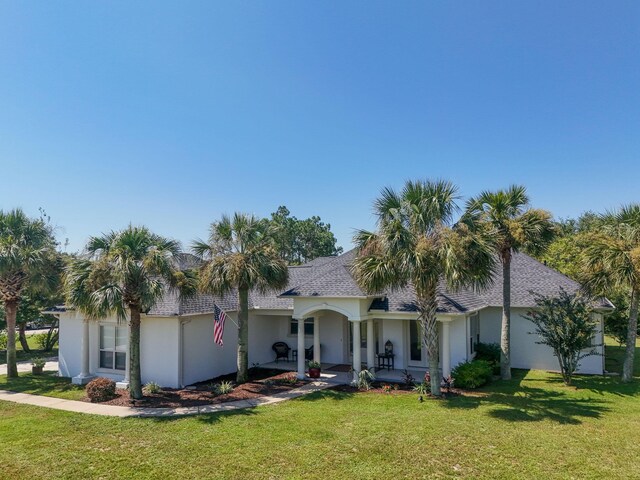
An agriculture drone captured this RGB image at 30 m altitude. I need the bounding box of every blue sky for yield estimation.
[0,2,638,253]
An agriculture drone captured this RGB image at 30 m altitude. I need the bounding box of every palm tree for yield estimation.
[582,204,640,382]
[0,209,59,378]
[463,185,554,380]
[64,226,196,399]
[192,213,289,383]
[352,180,495,396]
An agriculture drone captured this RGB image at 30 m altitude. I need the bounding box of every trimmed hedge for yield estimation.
[86,377,116,403]
[451,360,493,389]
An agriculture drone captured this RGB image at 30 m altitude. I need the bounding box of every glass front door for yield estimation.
[408,319,427,367]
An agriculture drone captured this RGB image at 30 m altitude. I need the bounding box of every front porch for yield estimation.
[260,359,427,385]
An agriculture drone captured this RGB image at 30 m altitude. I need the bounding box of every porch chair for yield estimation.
[272,342,291,363]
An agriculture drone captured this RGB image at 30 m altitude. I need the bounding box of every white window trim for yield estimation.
[97,323,127,374]
[287,318,315,338]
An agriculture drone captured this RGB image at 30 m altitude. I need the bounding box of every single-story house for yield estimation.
[52,250,612,388]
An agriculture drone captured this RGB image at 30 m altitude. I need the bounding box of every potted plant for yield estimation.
[31,357,46,375]
[307,360,321,379]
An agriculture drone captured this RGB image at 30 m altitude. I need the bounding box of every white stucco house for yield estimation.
[52,250,612,388]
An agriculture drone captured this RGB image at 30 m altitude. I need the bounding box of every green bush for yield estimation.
[474,342,501,374]
[212,380,234,395]
[451,360,493,389]
[143,381,162,395]
[86,377,117,403]
[33,329,59,351]
[0,330,7,350]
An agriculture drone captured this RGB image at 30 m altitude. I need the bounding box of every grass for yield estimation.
[0,341,639,479]
[0,371,85,400]
[0,333,58,365]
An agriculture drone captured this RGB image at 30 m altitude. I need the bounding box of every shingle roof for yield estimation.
[280,249,613,313]
[93,250,613,317]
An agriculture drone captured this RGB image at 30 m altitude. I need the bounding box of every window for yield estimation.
[469,314,479,354]
[410,320,422,361]
[99,324,127,371]
[290,318,314,336]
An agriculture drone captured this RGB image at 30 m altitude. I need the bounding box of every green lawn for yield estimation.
[0,371,85,400]
[0,333,58,365]
[0,343,639,479]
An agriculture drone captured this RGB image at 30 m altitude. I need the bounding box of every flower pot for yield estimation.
[32,366,43,375]
[308,367,321,379]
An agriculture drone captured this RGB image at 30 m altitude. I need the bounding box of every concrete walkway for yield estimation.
[0,358,59,376]
[0,378,341,418]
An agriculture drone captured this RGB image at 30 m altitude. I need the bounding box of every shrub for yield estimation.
[143,381,162,395]
[451,360,493,389]
[33,329,59,352]
[525,289,600,385]
[31,357,46,368]
[0,330,7,350]
[381,384,392,393]
[212,380,234,395]
[86,377,116,403]
[401,369,415,386]
[413,381,430,395]
[277,373,298,385]
[474,342,501,374]
[356,369,375,391]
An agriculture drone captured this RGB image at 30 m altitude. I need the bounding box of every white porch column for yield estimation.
[313,316,321,364]
[366,319,375,370]
[442,320,451,379]
[352,320,362,382]
[296,318,306,380]
[72,318,95,385]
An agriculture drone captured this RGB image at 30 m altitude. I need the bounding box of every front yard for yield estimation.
[0,340,639,479]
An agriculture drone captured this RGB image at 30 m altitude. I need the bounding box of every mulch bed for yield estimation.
[86,369,307,408]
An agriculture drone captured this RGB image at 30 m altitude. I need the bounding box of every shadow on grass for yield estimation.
[139,406,260,425]
[294,388,355,402]
[443,370,616,425]
[0,372,82,396]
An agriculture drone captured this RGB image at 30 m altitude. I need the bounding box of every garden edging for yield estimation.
[0,380,337,417]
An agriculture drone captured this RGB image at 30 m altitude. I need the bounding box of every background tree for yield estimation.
[0,208,59,378]
[193,213,289,383]
[64,226,196,399]
[581,204,640,382]
[352,180,495,396]
[524,289,599,385]
[463,185,555,380]
[268,206,343,264]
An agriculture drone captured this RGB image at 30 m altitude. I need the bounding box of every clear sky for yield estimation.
[0,2,638,253]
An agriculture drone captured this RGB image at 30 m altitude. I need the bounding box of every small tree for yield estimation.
[524,289,599,385]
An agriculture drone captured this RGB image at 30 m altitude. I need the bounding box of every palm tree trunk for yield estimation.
[622,287,638,383]
[236,288,249,383]
[500,254,512,380]
[18,323,30,353]
[418,283,441,396]
[4,300,19,378]
[129,306,143,399]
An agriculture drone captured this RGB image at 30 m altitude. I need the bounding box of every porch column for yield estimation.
[72,318,94,385]
[296,318,305,380]
[366,319,375,370]
[313,316,321,364]
[442,320,451,379]
[352,320,361,382]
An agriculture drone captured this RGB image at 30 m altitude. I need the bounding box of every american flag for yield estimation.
[213,304,227,346]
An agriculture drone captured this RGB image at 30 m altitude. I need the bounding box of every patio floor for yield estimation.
[260,361,426,385]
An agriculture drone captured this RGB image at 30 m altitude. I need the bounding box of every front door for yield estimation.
[407,319,428,368]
